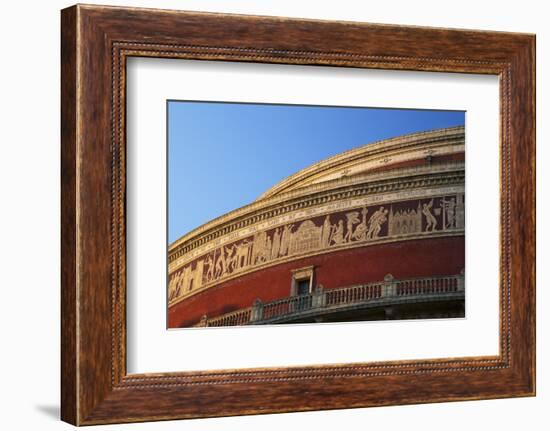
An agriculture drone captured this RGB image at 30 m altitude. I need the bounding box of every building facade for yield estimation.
[168,126,465,328]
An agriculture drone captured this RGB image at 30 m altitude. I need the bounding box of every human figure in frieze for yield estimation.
[330,219,345,245]
[351,207,369,241]
[225,244,238,273]
[279,223,294,256]
[455,195,465,229]
[321,215,332,248]
[422,199,438,232]
[366,206,388,239]
[214,247,228,278]
[252,231,268,263]
[441,197,457,229]
[265,235,273,261]
[271,228,281,259]
[344,211,360,242]
[168,272,180,301]
[204,254,215,282]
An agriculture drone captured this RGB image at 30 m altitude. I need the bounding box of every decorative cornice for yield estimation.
[168,186,466,304]
[256,125,465,200]
[169,126,464,254]
[169,162,464,265]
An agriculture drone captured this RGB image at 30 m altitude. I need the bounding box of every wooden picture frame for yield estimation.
[61,4,535,425]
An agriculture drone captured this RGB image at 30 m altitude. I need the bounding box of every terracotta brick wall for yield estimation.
[168,236,464,327]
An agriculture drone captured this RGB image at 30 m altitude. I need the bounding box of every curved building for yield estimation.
[168,126,465,328]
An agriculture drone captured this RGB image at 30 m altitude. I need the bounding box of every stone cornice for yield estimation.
[169,162,464,265]
[256,125,465,200]
[169,126,464,255]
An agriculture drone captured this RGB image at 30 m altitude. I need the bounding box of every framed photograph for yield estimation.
[166,102,467,329]
[61,4,535,425]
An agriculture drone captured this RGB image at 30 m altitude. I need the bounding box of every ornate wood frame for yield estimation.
[61,4,535,425]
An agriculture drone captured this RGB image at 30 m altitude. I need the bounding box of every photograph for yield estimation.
[167,102,466,328]
[49,1,536,427]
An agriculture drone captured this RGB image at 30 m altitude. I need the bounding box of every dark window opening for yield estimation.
[297,279,310,296]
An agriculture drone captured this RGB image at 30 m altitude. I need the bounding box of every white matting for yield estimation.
[126,58,500,373]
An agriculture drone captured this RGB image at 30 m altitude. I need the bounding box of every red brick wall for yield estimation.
[168,236,464,328]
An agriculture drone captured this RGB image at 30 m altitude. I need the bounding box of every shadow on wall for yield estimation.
[34,404,59,421]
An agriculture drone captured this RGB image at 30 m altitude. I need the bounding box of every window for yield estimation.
[296,279,311,296]
[290,265,315,297]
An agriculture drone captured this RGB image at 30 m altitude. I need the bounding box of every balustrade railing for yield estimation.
[196,272,464,327]
[396,275,459,296]
[205,307,252,327]
[262,295,313,320]
[325,283,383,306]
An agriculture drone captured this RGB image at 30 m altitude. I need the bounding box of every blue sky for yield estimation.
[168,101,464,243]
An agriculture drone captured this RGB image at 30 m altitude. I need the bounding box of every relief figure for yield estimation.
[279,224,294,256]
[422,199,437,232]
[351,207,368,241]
[366,206,388,239]
[321,215,332,248]
[441,197,457,229]
[344,211,360,242]
[204,254,215,282]
[330,220,345,245]
[271,228,281,259]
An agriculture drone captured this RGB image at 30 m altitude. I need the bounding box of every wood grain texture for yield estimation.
[60,4,535,425]
[60,5,78,425]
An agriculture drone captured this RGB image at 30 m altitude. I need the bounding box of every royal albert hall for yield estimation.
[168,126,465,328]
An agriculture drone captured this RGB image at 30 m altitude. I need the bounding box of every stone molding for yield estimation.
[169,126,464,254]
[257,125,465,200]
[169,162,464,267]
[169,192,465,306]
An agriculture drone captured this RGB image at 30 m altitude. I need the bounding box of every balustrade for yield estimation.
[197,272,464,327]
